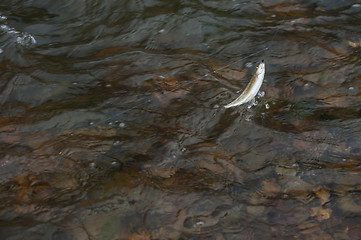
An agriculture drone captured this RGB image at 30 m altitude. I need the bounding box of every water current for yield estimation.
[1,0,361,239]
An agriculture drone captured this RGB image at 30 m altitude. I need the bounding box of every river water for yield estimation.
[1,0,361,239]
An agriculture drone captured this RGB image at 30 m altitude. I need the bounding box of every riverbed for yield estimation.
[0,1,361,239]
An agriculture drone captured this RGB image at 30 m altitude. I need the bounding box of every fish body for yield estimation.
[224,60,265,108]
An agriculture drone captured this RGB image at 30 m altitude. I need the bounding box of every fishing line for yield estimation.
[205,10,290,112]
[163,9,290,94]
[212,47,269,73]
[211,10,289,73]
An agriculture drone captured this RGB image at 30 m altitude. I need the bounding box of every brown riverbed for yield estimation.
[0,0,361,239]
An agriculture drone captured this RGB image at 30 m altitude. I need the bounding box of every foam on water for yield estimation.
[16,34,36,46]
[0,16,36,47]
[258,91,265,98]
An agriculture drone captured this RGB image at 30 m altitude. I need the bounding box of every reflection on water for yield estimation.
[1,0,361,239]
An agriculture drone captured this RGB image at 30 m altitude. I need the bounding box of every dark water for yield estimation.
[0,0,361,239]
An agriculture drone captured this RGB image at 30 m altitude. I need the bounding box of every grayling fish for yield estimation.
[224,60,265,108]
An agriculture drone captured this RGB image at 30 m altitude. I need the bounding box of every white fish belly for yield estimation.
[224,71,264,108]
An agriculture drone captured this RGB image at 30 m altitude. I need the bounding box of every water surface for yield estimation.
[1,0,361,239]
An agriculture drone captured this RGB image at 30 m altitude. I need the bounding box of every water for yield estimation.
[0,0,361,239]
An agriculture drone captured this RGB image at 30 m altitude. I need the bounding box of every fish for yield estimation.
[224,60,265,108]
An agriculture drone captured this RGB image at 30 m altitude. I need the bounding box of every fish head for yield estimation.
[256,60,265,76]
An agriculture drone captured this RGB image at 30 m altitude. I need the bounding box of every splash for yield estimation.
[0,15,36,48]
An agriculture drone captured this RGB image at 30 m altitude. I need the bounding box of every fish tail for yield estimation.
[224,101,240,109]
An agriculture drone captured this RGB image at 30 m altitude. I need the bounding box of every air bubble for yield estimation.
[1,25,10,30]
[349,86,354,90]
[245,62,253,68]
[0,23,36,47]
[119,122,125,128]
[16,34,36,46]
[265,103,270,109]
